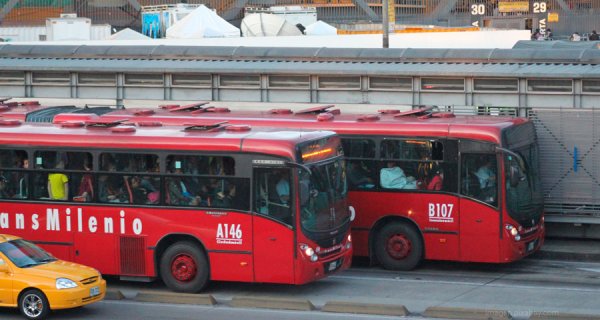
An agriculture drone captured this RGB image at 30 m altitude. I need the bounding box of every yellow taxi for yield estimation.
[0,234,106,320]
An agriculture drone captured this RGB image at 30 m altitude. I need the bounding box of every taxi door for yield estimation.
[0,256,13,306]
[252,167,295,283]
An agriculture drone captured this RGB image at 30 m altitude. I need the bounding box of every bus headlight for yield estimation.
[505,224,520,240]
[346,234,352,250]
[300,244,318,262]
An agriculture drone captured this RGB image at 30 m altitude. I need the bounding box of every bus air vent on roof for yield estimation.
[394,106,436,118]
[0,97,11,103]
[0,119,22,126]
[191,106,231,114]
[269,108,294,115]
[168,102,209,112]
[317,112,334,121]
[183,121,229,131]
[296,104,336,114]
[225,125,251,132]
[137,121,163,127]
[378,109,401,115]
[19,101,40,106]
[159,104,180,110]
[60,121,85,128]
[111,125,136,133]
[85,119,128,128]
[357,114,380,122]
[0,102,19,108]
[133,109,155,116]
[418,112,456,119]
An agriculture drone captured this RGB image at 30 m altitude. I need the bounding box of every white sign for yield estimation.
[428,203,454,223]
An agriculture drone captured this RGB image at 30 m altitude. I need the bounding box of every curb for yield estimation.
[134,291,217,305]
[105,289,125,300]
[229,296,315,311]
[322,301,409,316]
[423,306,512,320]
[529,312,600,320]
[532,250,600,263]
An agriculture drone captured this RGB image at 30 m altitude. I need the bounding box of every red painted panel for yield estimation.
[459,199,500,262]
[209,252,253,282]
[252,217,294,283]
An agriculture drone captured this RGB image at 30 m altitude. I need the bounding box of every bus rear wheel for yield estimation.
[375,222,423,271]
[160,241,209,293]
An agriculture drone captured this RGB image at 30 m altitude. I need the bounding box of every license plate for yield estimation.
[527,240,536,252]
[90,286,100,297]
[325,258,342,273]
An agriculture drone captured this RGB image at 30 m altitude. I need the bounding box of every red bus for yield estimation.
[61,103,545,270]
[0,119,352,292]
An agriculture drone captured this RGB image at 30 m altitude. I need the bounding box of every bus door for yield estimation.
[252,167,295,283]
[459,144,501,262]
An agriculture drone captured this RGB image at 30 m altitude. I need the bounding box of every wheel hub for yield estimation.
[171,254,197,282]
[386,234,412,260]
[23,294,42,317]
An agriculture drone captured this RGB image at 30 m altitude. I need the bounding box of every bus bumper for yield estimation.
[296,245,353,285]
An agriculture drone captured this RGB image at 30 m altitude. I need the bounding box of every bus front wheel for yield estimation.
[375,222,423,271]
[160,241,209,293]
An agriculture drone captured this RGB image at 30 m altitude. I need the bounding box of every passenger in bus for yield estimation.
[130,176,149,205]
[475,158,497,202]
[167,168,202,206]
[380,162,417,189]
[347,161,374,189]
[98,175,127,203]
[0,176,10,198]
[48,160,69,200]
[14,157,29,199]
[427,168,444,191]
[75,157,93,202]
[214,183,237,208]
[276,173,290,204]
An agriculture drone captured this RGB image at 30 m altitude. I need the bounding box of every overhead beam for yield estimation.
[352,0,379,21]
[0,0,20,23]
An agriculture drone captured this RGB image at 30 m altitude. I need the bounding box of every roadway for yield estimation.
[2,257,600,319]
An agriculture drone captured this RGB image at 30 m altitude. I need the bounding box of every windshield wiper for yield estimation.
[19,263,40,268]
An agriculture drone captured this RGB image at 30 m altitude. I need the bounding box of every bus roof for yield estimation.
[0,121,336,160]
[79,104,528,145]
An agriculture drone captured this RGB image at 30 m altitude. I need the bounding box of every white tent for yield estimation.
[305,20,337,36]
[109,28,150,40]
[241,13,303,37]
[166,5,240,39]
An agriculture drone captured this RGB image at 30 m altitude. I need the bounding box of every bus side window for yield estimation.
[254,168,292,226]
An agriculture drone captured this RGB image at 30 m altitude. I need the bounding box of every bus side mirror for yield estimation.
[300,180,310,206]
[509,165,520,187]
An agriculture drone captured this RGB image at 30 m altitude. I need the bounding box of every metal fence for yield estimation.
[1,0,599,36]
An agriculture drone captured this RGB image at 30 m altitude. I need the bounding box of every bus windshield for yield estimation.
[299,158,349,234]
[504,143,544,227]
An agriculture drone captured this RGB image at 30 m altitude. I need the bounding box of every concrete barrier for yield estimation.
[530,312,600,320]
[230,296,315,311]
[134,291,217,305]
[322,301,409,316]
[423,306,512,320]
[105,289,125,300]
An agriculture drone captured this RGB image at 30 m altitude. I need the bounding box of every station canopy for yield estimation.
[166,5,240,39]
[241,13,303,37]
[108,28,150,40]
[305,21,337,36]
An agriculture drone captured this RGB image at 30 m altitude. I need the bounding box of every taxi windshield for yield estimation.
[0,239,57,268]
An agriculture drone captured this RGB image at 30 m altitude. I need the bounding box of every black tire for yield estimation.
[160,241,209,293]
[19,289,50,320]
[374,222,423,271]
